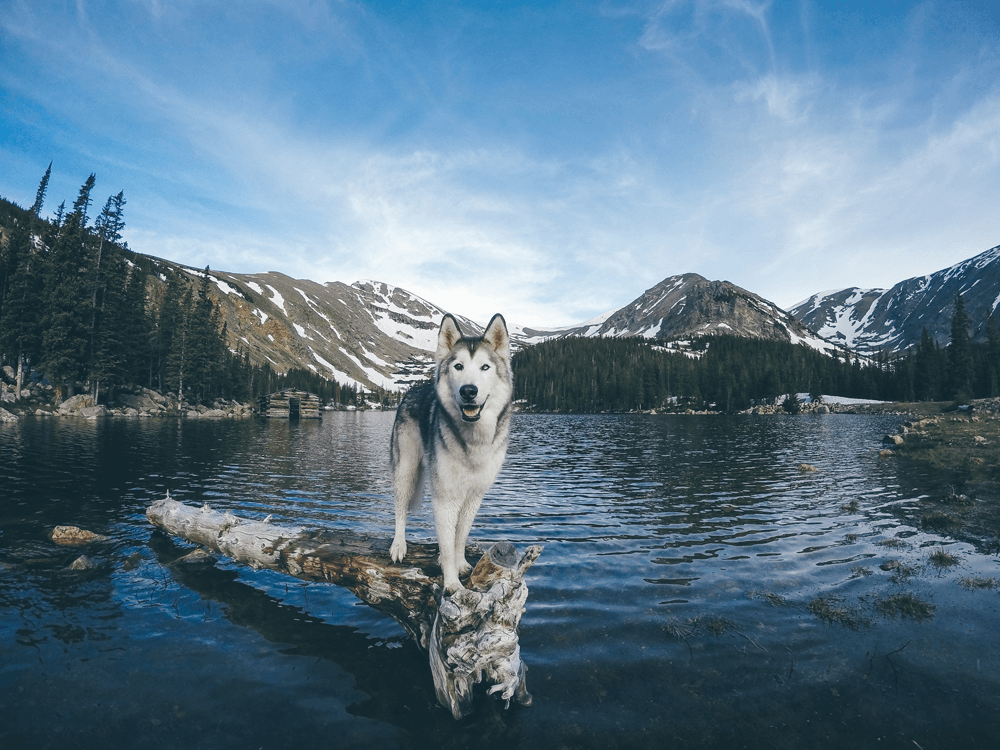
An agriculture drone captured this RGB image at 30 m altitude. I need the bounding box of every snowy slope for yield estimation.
[145,260,857,393]
[790,244,1000,354]
[518,274,845,357]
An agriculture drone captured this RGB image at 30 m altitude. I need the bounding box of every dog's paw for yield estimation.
[457,559,473,576]
[442,577,465,596]
[389,537,407,563]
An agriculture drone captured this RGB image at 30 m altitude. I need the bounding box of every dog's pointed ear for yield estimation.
[483,314,510,360]
[436,314,464,360]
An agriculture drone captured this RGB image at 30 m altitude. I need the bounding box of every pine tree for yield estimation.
[29,162,52,217]
[92,250,130,400]
[183,268,223,404]
[38,175,96,402]
[947,294,973,400]
[984,314,1000,398]
[781,393,800,414]
[165,286,193,403]
[0,216,41,399]
[0,167,52,399]
[153,273,182,391]
[120,265,151,386]
[52,201,66,230]
[87,191,128,400]
[913,328,940,401]
[0,210,30,317]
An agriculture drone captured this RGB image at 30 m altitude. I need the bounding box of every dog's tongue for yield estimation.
[462,405,481,419]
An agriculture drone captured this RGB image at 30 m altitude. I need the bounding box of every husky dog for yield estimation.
[389,313,513,593]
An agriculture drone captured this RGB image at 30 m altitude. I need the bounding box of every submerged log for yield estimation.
[146,494,542,719]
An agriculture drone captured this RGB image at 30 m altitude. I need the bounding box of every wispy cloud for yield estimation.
[2,1,999,325]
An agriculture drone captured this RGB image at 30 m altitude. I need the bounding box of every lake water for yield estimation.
[2,412,998,749]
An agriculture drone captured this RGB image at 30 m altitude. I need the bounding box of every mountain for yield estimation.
[144,259,848,392]
[144,258,483,392]
[789,244,1000,355]
[143,258,846,392]
[521,274,842,355]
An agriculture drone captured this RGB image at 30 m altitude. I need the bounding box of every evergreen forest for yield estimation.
[512,300,1000,413]
[4,167,1000,415]
[0,168,378,408]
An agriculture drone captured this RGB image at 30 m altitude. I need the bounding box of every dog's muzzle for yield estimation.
[459,386,485,422]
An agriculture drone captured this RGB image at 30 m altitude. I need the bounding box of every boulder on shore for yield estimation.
[58,394,95,415]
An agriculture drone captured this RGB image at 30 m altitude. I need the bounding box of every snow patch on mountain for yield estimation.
[266,285,288,316]
[789,243,1000,354]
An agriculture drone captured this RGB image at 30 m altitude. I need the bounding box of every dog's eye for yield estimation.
[480,364,490,371]
[454,363,464,371]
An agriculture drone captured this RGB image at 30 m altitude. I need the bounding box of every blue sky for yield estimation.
[2,1,998,326]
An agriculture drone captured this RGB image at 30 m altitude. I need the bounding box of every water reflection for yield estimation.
[2,413,999,748]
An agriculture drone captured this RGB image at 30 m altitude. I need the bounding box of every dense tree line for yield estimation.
[6,167,997,415]
[513,294,1000,412]
[895,296,1000,403]
[0,168,373,408]
[512,335,869,412]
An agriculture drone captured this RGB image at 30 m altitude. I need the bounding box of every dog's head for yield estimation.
[435,313,511,423]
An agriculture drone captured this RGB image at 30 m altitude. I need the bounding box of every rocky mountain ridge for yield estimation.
[143,240,999,392]
[523,273,840,355]
[147,258,846,392]
[144,258,488,392]
[789,244,1000,355]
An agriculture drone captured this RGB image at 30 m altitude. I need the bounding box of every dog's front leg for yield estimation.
[454,496,483,577]
[433,502,464,593]
[390,450,423,564]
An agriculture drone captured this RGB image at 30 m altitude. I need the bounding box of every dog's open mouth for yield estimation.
[461,404,483,422]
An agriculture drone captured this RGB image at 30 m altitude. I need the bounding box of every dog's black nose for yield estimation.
[460,385,478,402]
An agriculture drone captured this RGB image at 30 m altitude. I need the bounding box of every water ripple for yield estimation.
[4,412,1000,747]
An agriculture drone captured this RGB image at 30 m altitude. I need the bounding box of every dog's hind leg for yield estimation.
[389,427,424,564]
[389,459,422,563]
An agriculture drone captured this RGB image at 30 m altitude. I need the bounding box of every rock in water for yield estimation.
[69,555,95,570]
[50,525,107,545]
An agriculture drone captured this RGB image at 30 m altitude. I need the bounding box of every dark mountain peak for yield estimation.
[790,243,1000,354]
[588,274,834,351]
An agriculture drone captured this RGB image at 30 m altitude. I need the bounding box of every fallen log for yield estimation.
[146,494,542,720]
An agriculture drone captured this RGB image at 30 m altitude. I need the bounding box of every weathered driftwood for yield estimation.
[146,494,541,719]
[429,542,539,719]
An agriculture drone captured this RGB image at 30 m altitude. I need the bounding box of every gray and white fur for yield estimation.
[389,313,513,593]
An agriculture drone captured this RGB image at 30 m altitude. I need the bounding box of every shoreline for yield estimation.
[881,401,1000,553]
[0,381,256,421]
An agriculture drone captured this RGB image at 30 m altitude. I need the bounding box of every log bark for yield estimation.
[146,494,542,719]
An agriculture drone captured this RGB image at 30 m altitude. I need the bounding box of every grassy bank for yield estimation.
[880,397,1000,553]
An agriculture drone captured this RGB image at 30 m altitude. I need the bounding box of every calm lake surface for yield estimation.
[2,412,998,749]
